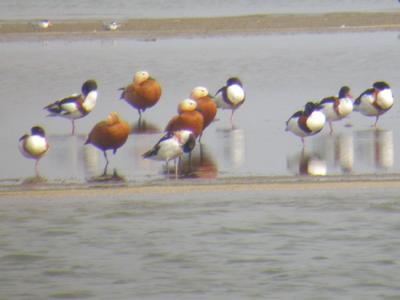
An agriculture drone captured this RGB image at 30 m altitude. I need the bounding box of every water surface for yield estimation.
[1,187,400,299]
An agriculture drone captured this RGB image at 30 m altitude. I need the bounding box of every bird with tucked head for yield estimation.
[85,112,130,175]
[44,79,98,135]
[19,126,49,177]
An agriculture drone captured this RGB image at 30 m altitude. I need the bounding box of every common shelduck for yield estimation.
[319,86,353,133]
[44,79,98,135]
[143,130,196,178]
[354,81,394,127]
[214,77,245,128]
[19,126,49,176]
[286,102,326,144]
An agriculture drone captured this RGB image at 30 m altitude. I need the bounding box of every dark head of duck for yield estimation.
[373,81,390,91]
[304,102,322,116]
[31,126,46,137]
[226,77,243,87]
[81,80,98,96]
[338,86,351,98]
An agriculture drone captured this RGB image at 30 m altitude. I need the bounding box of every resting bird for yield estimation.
[319,86,353,134]
[119,70,162,123]
[286,102,326,145]
[214,77,245,128]
[19,126,49,177]
[143,130,196,178]
[44,79,98,135]
[165,98,204,138]
[85,112,130,174]
[190,86,217,142]
[354,81,394,127]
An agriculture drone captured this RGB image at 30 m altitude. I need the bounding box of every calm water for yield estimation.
[1,31,400,184]
[0,0,399,20]
[1,187,400,299]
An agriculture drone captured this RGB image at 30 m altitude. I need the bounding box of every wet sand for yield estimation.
[1,12,400,40]
[2,175,400,198]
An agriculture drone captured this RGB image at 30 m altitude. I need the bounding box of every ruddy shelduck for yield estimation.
[85,112,129,173]
[120,70,162,121]
[165,98,204,138]
[191,86,217,141]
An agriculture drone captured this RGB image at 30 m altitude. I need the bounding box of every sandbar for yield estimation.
[0,12,400,41]
[2,175,400,198]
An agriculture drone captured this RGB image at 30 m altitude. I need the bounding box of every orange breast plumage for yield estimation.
[120,71,162,116]
[86,112,129,153]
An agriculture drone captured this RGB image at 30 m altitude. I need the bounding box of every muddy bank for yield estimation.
[1,12,400,40]
[2,174,400,198]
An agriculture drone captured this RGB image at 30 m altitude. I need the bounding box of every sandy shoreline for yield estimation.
[2,175,400,198]
[1,12,400,40]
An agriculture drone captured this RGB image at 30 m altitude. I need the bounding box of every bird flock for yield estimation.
[18,72,246,179]
[19,75,394,180]
[285,81,394,144]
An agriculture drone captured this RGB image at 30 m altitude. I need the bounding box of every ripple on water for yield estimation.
[49,290,94,299]
[1,253,47,265]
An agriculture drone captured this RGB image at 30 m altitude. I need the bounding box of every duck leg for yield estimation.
[373,115,379,128]
[329,121,334,135]
[174,158,179,179]
[71,120,76,135]
[102,151,109,176]
[230,110,235,129]
[34,159,40,177]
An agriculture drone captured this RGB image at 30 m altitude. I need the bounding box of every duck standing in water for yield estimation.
[214,77,245,128]
[165,98,204,138]
[85,112,130,175]
[354,81,394,127]
[286,102,326,145]
[143,130,196,178]
[319,86,353,134]
[19,126,50,177]
[119,70,162,124]
[44,79,98,135]
[190,86,217,142]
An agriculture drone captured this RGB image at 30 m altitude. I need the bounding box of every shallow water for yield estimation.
[1,31,400,184]
[1,187,400,299]
[0,0,399,20]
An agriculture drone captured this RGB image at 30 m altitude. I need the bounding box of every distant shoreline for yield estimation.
[1,12,400,40]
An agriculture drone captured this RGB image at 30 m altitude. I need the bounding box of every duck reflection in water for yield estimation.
[373,129,394,170]
[130,119,161,135]
[333,133,354,173]
[216,128,245,169]
[354,129,394,171]
[83,144,126,182]
[287,150,327,176]
[179,144,218,179]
